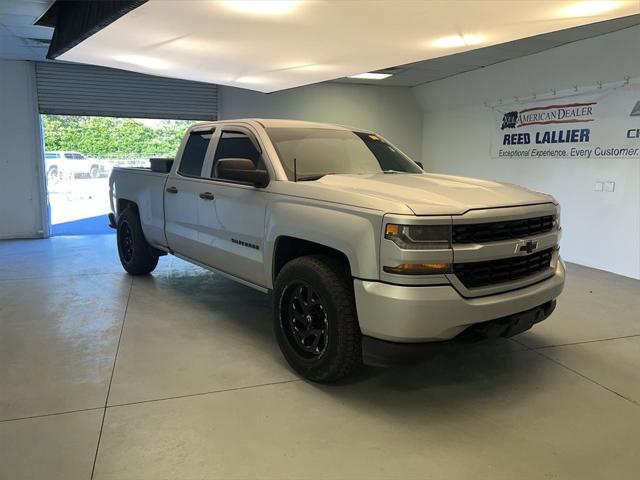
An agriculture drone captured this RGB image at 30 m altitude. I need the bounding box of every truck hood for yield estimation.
[311,173,556,215]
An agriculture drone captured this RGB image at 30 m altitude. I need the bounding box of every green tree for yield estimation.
[42,115,194,158]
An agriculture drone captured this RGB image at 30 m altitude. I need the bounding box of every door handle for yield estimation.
[166,186,178,194]
[199,192,215,200]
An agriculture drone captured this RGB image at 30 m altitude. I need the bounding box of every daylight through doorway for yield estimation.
[42,115,196,235]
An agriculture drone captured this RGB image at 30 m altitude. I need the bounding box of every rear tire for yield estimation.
[273,255,362,383]
[116,207,159,275]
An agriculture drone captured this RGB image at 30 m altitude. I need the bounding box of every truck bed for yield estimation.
[110,167,168,248]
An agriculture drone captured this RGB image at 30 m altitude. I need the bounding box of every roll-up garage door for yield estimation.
[35,62,218,120]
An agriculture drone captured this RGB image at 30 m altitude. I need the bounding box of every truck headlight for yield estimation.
[384,224,452,250]
[552,206,561,230]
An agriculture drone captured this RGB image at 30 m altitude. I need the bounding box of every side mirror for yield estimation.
[415,161,424,169]
[216,158,269,188]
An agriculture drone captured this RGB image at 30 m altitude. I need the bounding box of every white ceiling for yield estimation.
[338,13,640,87]
[1,1,639,92]
[55,0,640,92]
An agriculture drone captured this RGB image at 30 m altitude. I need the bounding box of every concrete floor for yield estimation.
[1,235,639,480]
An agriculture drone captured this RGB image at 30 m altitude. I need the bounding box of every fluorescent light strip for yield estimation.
[221,0,300,15]
[347,72,392,80]
[432,34,484,49]
[562,1,622,17]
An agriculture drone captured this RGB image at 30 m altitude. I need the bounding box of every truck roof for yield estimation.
[191,118,370,133]
[255,119,356,130]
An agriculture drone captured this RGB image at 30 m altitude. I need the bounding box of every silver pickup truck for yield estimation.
[109,118,565,382]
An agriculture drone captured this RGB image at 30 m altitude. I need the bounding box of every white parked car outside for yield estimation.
[45,151,105,181]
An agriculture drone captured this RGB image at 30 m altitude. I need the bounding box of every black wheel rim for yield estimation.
[118,222,134,263]
[280,281,329,359]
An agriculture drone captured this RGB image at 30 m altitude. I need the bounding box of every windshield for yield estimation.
[266,128,423,180]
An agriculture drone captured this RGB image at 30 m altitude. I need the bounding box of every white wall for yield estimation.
[413,26,640,279]
[0,60,47,239]
[219,82,423,160]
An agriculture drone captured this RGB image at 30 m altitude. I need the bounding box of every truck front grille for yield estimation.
[452,215,555,244]
[453,248,554,289]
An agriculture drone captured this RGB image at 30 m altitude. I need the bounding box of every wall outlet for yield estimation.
[604,181,615,192]
[594,181,604,192]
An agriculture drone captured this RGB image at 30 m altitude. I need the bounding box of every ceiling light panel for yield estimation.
[431,34,485,49]
[348,72,393,80]
[56,0,639,92]
[561,1,623,18]
[221,0,301,15]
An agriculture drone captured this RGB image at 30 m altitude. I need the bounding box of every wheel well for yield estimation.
[117,199,137,215]
[273,236,351,281]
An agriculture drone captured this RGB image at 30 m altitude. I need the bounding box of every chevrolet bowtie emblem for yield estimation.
[516,240,538,254]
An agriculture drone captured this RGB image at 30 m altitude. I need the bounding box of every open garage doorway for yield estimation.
[42,115,196,235]
[33,61,218,237]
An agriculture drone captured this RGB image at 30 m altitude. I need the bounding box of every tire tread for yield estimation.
[274,254,362,382]
[117,207,159,275]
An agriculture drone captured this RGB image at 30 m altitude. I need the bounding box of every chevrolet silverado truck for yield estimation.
[109,119,565,382]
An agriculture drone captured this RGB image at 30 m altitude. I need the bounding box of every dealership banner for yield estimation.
[491,84,640,159]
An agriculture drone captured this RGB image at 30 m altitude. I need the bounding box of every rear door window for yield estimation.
[178,129,214,177]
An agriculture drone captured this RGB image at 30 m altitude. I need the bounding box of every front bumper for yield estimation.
[354,258,565,342]
[362,300,555,366]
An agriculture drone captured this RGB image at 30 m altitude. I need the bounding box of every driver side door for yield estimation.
[194,127,269,287]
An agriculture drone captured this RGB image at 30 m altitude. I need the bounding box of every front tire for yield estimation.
[273,255,362,382]
[116,207,159,275]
